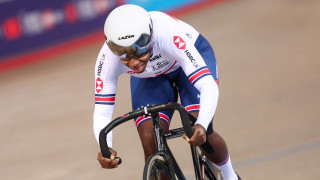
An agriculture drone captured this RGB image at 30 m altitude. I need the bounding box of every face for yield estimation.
[120,51,151,74]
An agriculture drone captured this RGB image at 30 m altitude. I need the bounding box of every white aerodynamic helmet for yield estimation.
[104,4,153,57]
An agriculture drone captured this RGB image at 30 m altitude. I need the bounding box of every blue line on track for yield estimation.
[233,140,320,169]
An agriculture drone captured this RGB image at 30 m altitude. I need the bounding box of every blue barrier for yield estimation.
[0,0,211,65]
[127,0,202,11]
[0,0,121,60]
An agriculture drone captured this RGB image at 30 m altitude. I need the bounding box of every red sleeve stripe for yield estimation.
[188,67,211,85]
[95,94,115,105]
[185,104,200,112]
[95,97,115,102]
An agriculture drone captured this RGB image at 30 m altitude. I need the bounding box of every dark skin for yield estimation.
[120,52,151,74]
[97,112,229,169]
[97,55,229,169]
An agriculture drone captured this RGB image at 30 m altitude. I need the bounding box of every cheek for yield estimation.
[141,57,150,65]
[120,60,129,66]
[128,60,136,67]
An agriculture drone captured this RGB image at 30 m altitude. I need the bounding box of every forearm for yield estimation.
[194,77,219,130]
[93,106,114,147]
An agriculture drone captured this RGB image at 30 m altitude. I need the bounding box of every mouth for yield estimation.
[132,64,145,73]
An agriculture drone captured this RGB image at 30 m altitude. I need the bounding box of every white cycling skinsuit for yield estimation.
[93,11,219,147]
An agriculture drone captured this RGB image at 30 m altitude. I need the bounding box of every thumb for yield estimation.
[182,133,190,142]
[110,153,116,160]
[109,147,117,160]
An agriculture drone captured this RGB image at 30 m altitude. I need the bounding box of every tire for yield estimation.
[143,154,175,180]
[201,159,222,180]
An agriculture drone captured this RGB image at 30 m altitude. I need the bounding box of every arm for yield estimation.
[193,75,219,130]
[159,18,219,145]
[93,43,120,147]
[165,34,219,130]
[182,67,219,146]
[93,43,123,168]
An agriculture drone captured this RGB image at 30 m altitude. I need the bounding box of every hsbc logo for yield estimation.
[173,36,186,50]
[96,77,103,93]
[97,53,106,76]
[185,50,199,68]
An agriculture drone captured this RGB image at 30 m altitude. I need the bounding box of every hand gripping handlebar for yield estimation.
[99,102,193,160]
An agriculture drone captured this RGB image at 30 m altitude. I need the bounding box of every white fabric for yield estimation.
[93,11,219,146]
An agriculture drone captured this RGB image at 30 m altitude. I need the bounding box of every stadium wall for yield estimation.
[0,0,226,72]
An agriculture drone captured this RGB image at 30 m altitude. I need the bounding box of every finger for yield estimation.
[98,151,111,159]
[97,152,109,163]
[190,129,205,146]
[103,158,113,164]
[114,158,120,165]
[107,158,120,168]
[109,148,117,160]
[97,152,103,160]
[98,154,114,164]
[110,154,115,160]
[98,152,119,169]
[191,128,200,140]
[195,135,206,146]
[100,159,116,169]
[182,134,190,142]
[101,163,117,169]
[188,132,199,146]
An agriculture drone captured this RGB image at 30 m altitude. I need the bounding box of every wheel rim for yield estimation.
[144,155,172,180]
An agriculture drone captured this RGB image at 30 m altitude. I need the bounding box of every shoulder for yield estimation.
[149,11,180,26]
[148,12,182,45]
[149,11,198,38]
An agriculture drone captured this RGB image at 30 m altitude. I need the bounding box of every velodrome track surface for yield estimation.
[1,0,319,179]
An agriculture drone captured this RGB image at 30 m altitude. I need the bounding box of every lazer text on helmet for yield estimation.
[118,35,134,40]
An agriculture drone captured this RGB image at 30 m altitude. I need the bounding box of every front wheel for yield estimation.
[201,156,222,180]
[143,154,176,180]
[195,146,222,180]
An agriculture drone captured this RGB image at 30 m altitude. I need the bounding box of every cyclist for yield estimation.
[94,4,240,180]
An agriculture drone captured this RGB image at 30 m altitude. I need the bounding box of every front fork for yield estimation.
[151,113,181,180]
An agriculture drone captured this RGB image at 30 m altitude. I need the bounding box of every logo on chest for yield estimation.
[150,54,161,62]
[151,60,170,71]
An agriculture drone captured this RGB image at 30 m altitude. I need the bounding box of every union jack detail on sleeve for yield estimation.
[187,67,211,85]
[95,94,115,105]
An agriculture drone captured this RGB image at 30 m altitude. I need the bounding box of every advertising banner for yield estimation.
[0,0,222,70]
[0,0,122,60]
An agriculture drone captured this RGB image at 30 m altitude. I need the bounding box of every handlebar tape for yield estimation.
[99,103,194,161]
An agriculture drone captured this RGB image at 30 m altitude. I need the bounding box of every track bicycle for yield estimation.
[99,102,222,180]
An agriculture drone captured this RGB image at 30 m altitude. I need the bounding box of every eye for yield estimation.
[120,57,130,61]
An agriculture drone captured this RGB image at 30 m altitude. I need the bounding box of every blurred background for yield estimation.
[0,0,214,66]
[0,0,319,179]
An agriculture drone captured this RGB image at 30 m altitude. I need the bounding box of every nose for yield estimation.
[129,58,140,67]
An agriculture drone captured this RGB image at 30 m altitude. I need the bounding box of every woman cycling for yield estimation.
[93,4,240,180]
